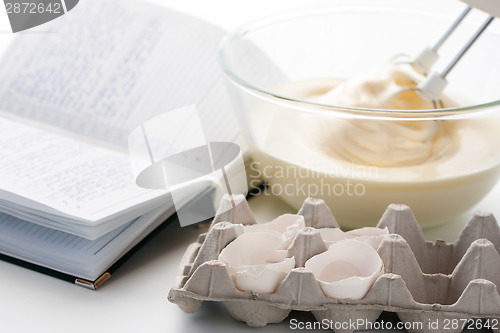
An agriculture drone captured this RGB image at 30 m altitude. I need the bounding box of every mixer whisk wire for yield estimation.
[385,5,495,109]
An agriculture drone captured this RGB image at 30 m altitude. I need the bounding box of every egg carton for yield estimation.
[168,195,500,333]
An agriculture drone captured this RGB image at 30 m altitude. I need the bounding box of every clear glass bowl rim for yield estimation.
[218,6,500,118]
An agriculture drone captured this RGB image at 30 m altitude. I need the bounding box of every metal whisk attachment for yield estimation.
[418,14,494,107]
[386,0,499,109]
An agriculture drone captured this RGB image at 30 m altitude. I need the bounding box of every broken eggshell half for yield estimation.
[305,239,383,300]
[319,226,389,249]
[218,232,295,294]
[318,228,346,247]
[345,227,389,249]
[244,214,305,249]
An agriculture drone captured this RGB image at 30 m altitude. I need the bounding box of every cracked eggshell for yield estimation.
[244,214,305,249]
[318,228,346,246]
[218,232,295,294]
[305,240,383,300]
[345,227,389,249]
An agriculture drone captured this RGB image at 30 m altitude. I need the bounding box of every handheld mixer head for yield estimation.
[385,0,499,108]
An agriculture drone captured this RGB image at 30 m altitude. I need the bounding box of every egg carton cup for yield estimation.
[168,195,500,333]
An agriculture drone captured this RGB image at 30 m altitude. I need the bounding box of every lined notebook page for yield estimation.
[0,115,155,217]
[0,114,171,240]
[0,0,239,148]
[0,0,248,239]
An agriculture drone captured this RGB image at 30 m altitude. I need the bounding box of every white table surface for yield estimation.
[1,1,500,332]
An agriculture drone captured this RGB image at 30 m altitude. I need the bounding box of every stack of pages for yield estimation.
[0,0,240,285]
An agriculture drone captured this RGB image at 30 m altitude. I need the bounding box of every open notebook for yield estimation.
[0,0,242,287]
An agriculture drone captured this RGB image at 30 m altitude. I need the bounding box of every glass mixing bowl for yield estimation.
[219,0,500,228]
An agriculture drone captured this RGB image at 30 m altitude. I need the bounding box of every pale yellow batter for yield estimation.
[249,61,500,227]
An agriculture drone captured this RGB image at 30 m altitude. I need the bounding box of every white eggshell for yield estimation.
[345,227,389,249]
[244,214,305,249]
[218,232,295,293]
[233,257,295,294]
[305,240,383,300]
[318,228,346,246]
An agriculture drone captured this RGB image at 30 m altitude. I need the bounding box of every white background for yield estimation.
[0,0,499,332]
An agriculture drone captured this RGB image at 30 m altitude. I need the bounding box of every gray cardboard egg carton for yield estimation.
[168,195,500,333]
